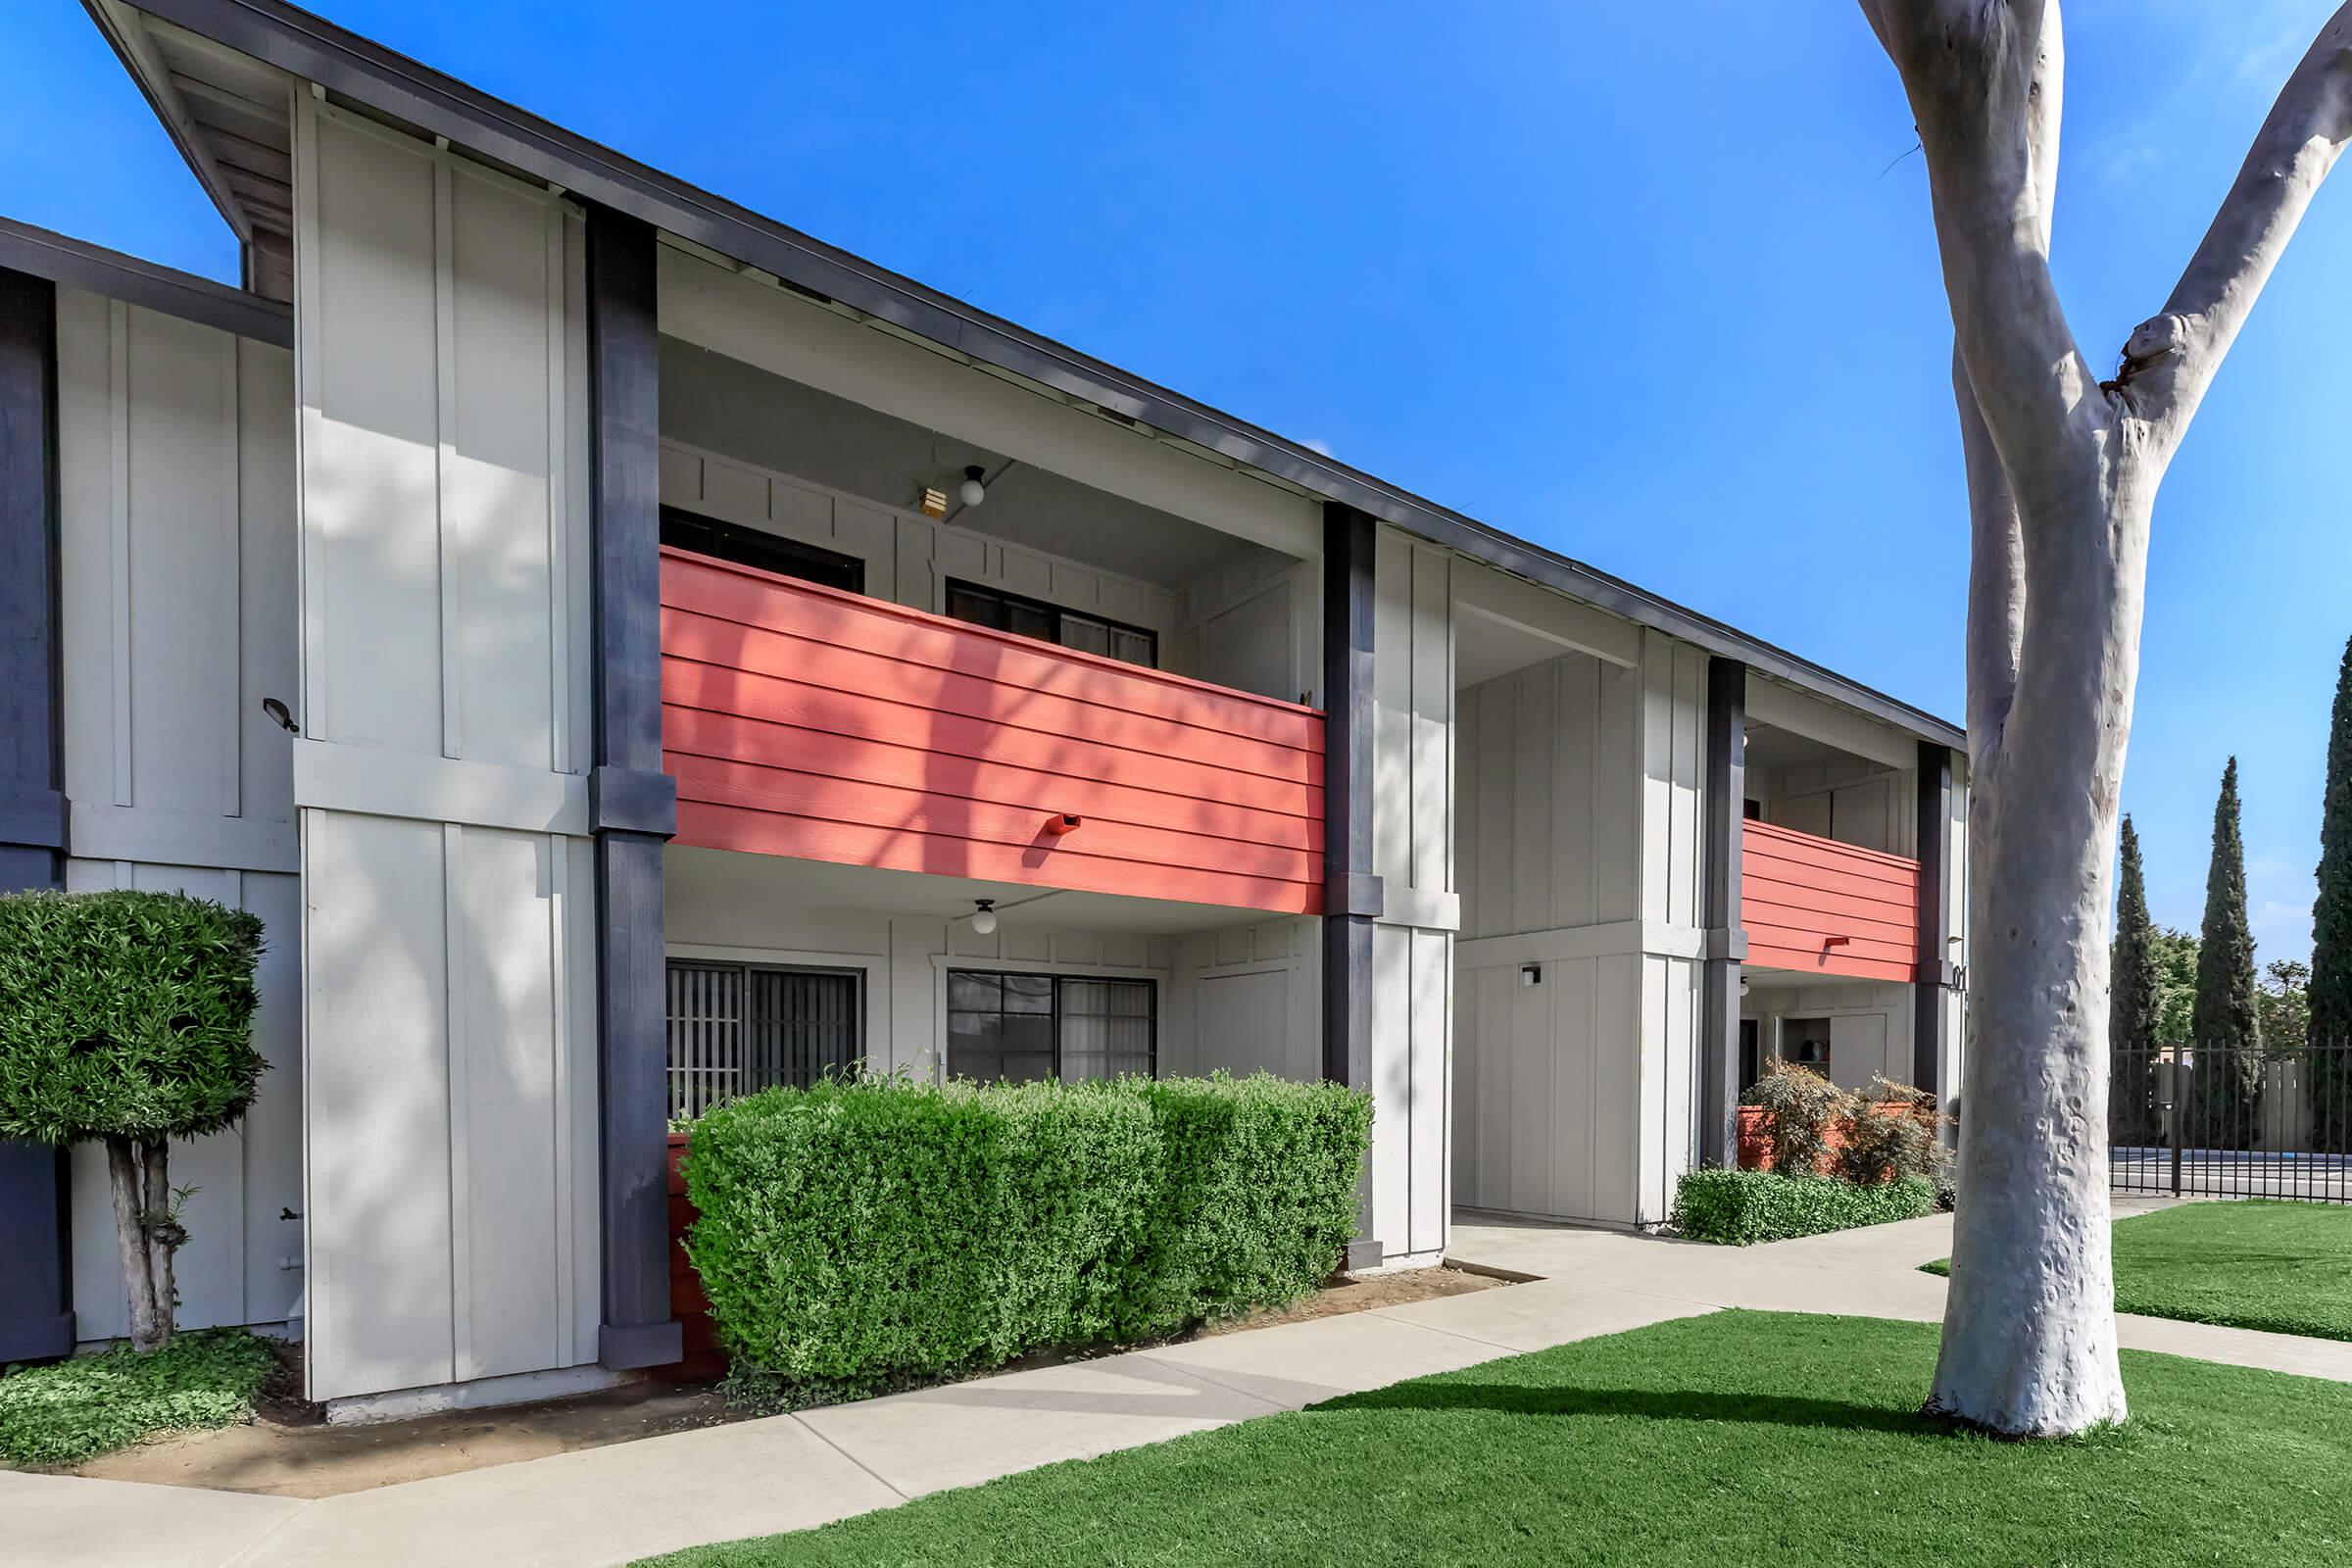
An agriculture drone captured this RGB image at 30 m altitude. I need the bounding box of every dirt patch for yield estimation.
[72,1265,1509,1497]
[1198,1262,1507,1336]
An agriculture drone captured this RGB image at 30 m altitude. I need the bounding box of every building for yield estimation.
[0,0,1966,1416]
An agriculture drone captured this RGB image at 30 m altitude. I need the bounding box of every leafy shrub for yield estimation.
[0,1328,277,1466]
[1836,1076,1953,1188]
[683,1072,1370,1407]
[0,890,266,1145]
[1670,1169,1936,1246]
[0,890,266,1352]
[1740,1060,1852,1175]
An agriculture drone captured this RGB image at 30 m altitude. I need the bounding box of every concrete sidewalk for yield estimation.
[12,1204,2351,1567]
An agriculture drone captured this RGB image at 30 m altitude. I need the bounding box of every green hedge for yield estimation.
[1670,1169,1935,1246]
[0,889,266,1145]
[682,1073,1370,1406]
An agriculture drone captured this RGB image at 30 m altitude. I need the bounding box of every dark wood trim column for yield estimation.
[0,265,74,1363]
[1321,502,1383,1268]
[1699,659,1747,1168]
[1913,740,1955,1100]
[586,209,681,1372]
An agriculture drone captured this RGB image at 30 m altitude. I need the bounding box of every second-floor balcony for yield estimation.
[1740,819,1921,984]
[659,548,1328,914]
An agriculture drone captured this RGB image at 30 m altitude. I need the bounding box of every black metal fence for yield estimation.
[2110,1039,2352,1201]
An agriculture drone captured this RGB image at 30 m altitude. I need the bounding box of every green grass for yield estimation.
[1923,1200,2352,1342]
[0,1328,277,1467]
[638,1311,2352,1566]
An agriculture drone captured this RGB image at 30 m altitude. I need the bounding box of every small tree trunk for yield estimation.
[105,1134,164,1353]
[142,1139,177,1350]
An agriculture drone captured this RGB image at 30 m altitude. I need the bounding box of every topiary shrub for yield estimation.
[1740,1060,1853,1175]
[1836,1076,1953,1188]
[1670,1168,1935,1246]
[682,1072,1370,1408]
[0,890,266,1352]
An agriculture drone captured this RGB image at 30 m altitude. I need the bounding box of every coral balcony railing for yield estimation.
[659,548,1327,914]
[1740,819,1921,984]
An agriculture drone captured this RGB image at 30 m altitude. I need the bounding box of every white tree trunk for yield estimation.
[1860,0,2352,1435]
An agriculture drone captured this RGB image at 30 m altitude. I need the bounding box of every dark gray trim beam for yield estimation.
[1698,659,1746,1168]
[0,264,76,1363]
[1321,502,1376,1092]
[1914,741,1955,1097]
[0,217,291,348]
[1320,504,1380,1271]
[111,0,1962,753]
[586,206,679,1373]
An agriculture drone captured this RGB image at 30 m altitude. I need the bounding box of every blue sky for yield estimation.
[5,1,2347,963]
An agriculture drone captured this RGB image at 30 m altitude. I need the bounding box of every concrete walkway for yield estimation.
[12,1203,2352,1567]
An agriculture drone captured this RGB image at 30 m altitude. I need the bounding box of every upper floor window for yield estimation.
[662,507,864,594]
[944,579,1156,668]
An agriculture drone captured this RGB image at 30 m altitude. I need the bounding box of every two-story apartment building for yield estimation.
[0,0,1967,1416]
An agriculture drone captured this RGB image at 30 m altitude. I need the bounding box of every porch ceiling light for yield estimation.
[957,465,987,509]
[969,899,999,936]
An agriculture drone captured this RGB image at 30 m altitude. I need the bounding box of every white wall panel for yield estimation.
[53,280,305,1340]
[294,99,598,1400]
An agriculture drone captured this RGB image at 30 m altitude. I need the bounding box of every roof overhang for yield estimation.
[85,0,1966,752]
[0,215,292,346]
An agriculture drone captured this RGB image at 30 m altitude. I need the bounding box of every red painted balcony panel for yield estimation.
[1740,819,1921,984]
[661,548,1327,915]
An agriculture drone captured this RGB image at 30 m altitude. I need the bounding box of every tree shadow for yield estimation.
[1316,1380,1932,1436]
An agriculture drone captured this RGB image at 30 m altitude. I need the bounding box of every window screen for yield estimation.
[947,971,1156,1085]
[943,580,1157,668]
[665,960,862,1118]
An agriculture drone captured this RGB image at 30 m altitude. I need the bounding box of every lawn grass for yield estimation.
[639,1310,2352,1567]
[0,1328,277,1467]
[1922,1200,2352,1342]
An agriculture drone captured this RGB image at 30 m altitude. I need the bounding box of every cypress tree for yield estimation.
[2311,634,2352,1152]
[2187,758,2262,1149]
[2109,816,2163,1145]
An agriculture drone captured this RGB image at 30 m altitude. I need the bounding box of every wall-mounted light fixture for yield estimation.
[261,697,299,734]
[957,465,988,509]
[969,899,999,936]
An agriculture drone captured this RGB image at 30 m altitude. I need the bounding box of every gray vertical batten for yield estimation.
[1321,503,1383,1269]
[586,208,682,1372]
[1699,659,1747,1168]
[0,265,75,1363]
[1914,741,1954,1099]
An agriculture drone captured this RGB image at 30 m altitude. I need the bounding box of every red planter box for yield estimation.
[655,1130,727,1381]
[1737,1102,1919,1175]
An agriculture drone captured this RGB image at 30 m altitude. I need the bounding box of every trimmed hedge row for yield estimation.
[1669,1169,1935,1246]
[681,1073,1371,1406]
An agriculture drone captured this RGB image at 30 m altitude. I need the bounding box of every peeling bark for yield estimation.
[106,1134,163,1353]
[1862,0,2352,1437]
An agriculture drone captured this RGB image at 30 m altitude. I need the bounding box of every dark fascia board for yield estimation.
[108,0,1964,750]
[0,216,292,349]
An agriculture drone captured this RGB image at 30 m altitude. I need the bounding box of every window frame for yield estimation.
[942,577,1158,668]
[661,505,865,593]
[663,956,867,1118]
[944,968,1159,1085]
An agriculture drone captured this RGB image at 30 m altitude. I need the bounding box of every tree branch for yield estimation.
[2121,4,2352,447]
[1870,1,2107,506]
[1954,348,2025,767]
